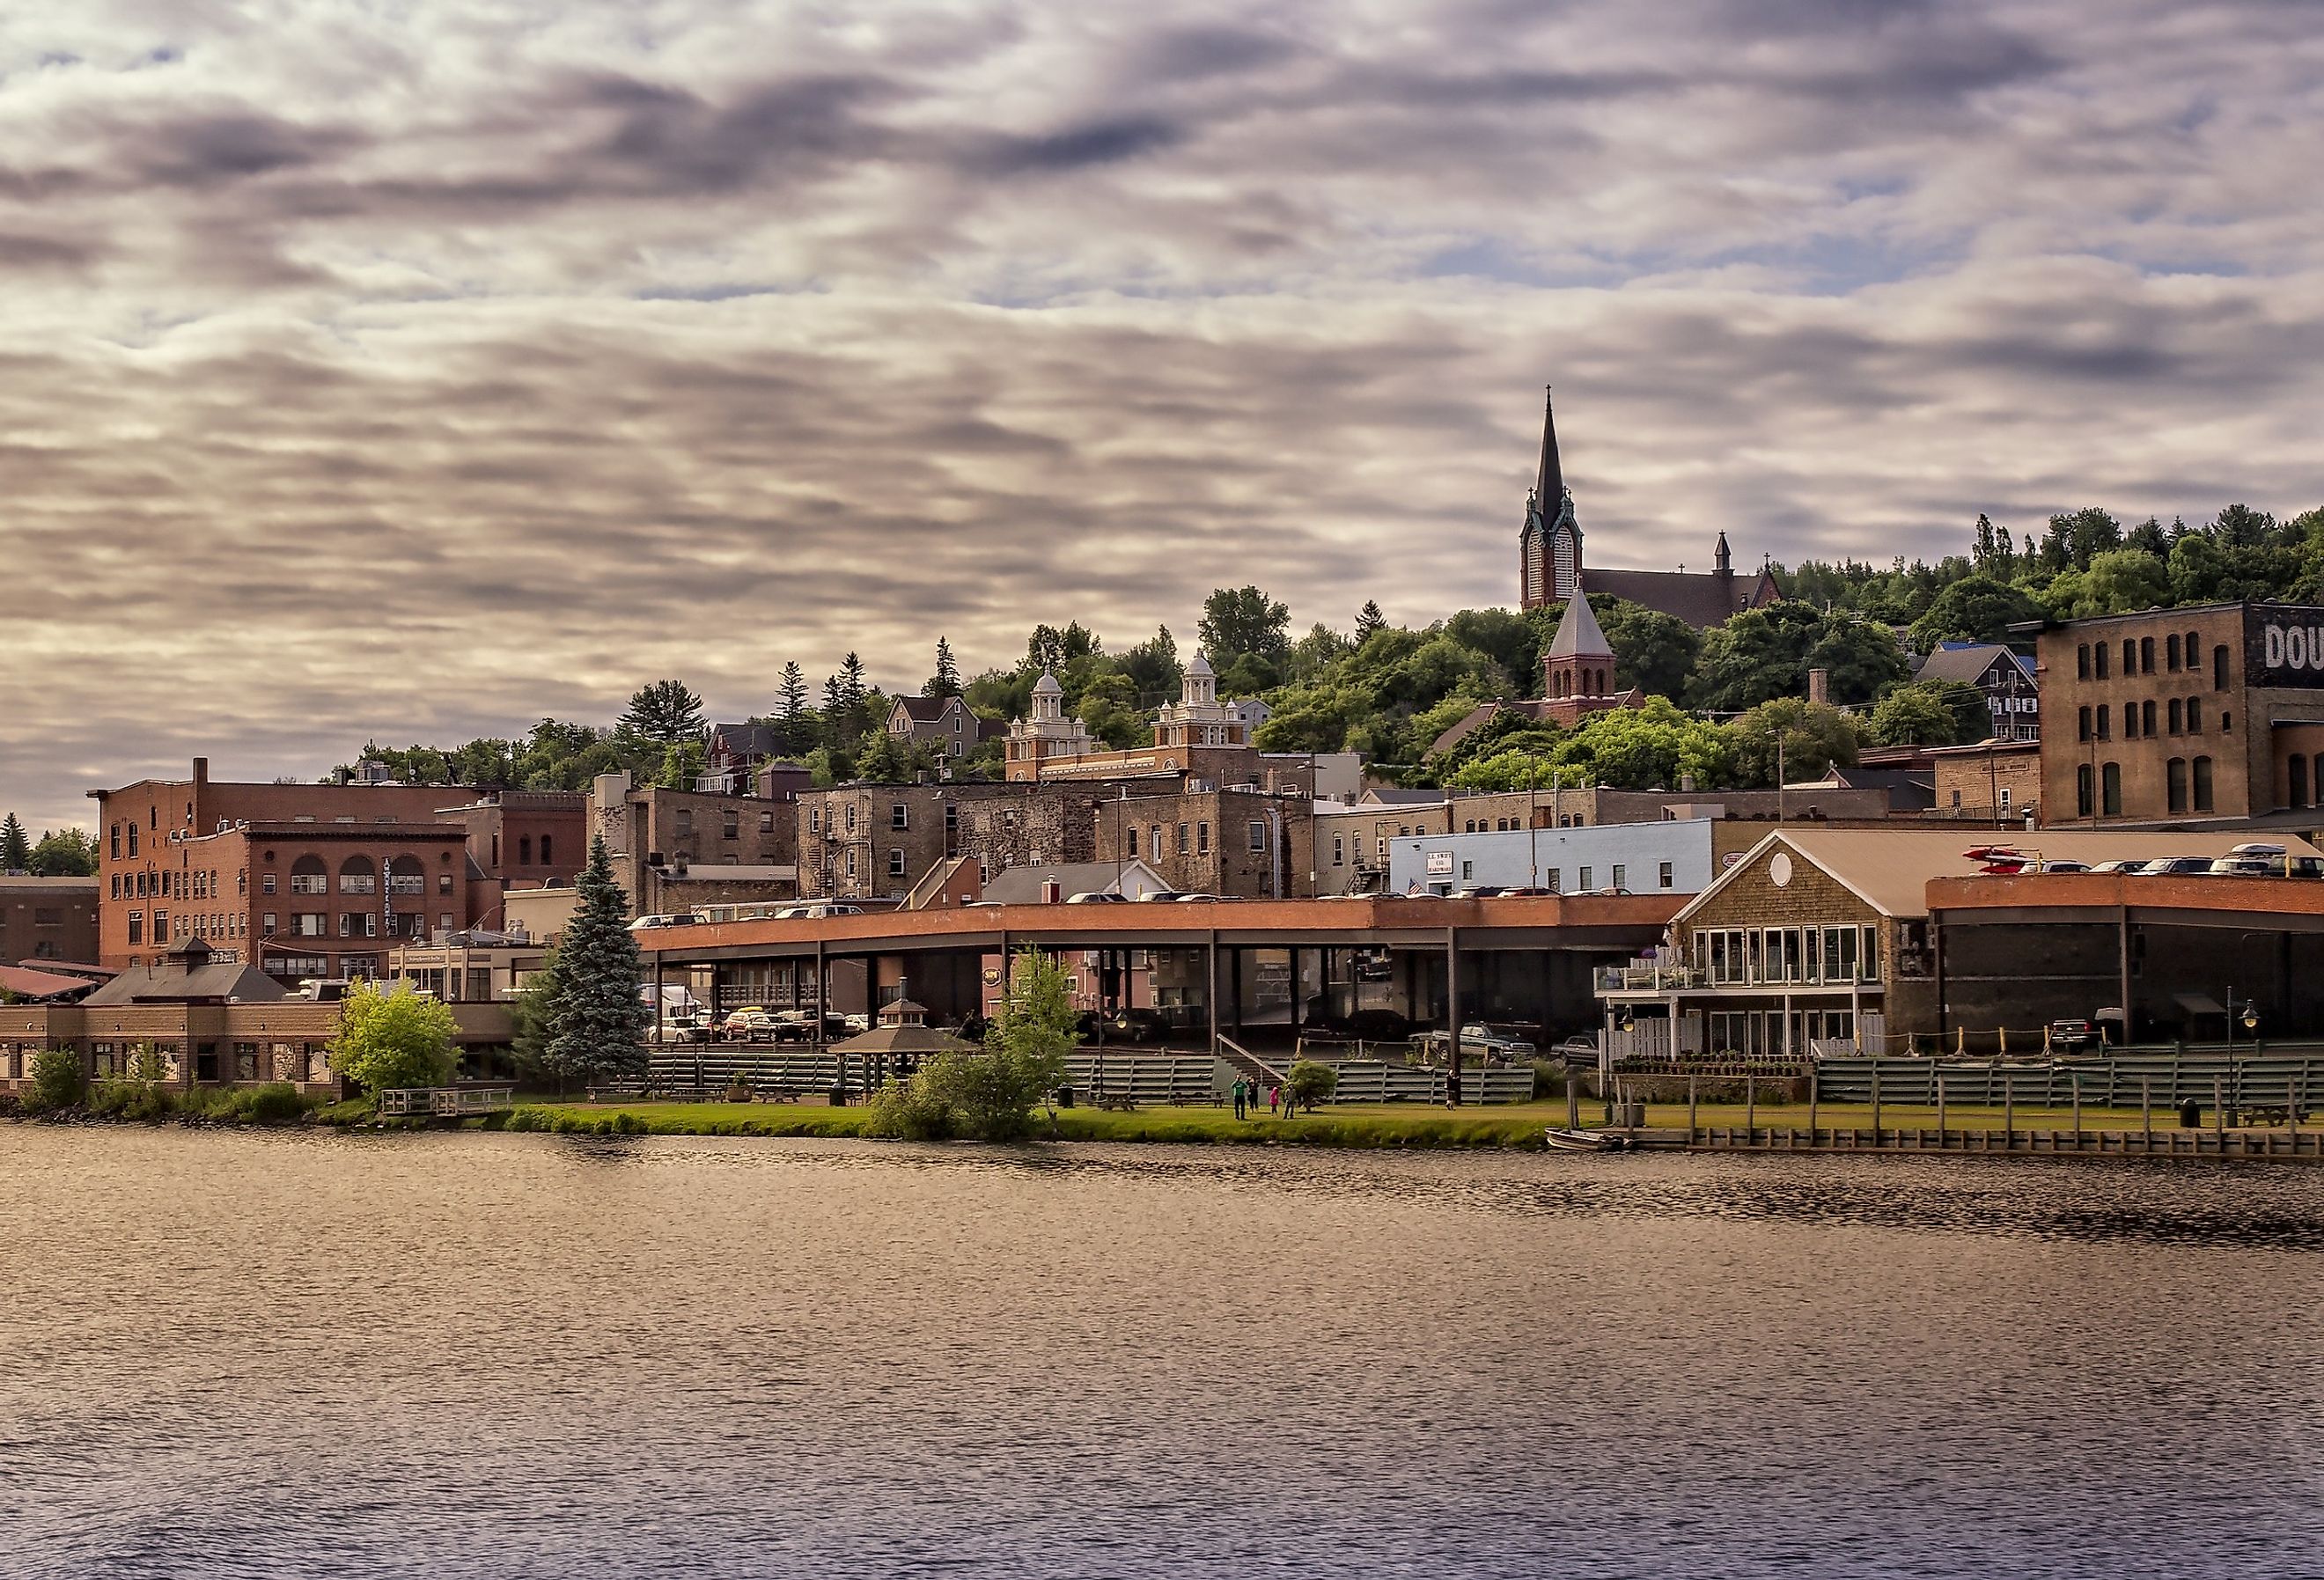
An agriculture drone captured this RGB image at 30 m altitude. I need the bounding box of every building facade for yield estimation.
[0,876,99,966]
[1391,819,1717,898]
[885,694,996,761]
[795,782,1105,902]
[1093,789,1314,899]
[1916,643,2041,742]
[2037,602,2324,827]
[591,773,800,918]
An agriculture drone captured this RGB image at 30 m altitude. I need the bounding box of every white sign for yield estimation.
[1425,851,1454,875]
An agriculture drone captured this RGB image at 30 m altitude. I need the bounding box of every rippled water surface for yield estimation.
[4,1128,2323,1578]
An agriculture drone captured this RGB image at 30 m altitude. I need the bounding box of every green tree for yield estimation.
[26,828,97,877]
[329,981,458,1093]
[619,680,706,744]
[653,738,706,790]
[1725,699,1862,787]
[1200,585,1291,667]
[1866,680,1985,747]
[1907,575,2046,650]
[23,1047,85,1115]
[962,948,1081,1140]
[1285,1059,1337,1112]
[546,836,651,1083]
[0,813,30,871]
[1501,697,1732,792]
[926,637,964,699]
[839,652,868,709]
[510,950,562,1083]
[1596,600,1703,700]
[1355,600,1386,643]
[856,730,939,783]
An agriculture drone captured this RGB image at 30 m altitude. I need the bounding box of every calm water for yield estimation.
[4,1130,2322,1578]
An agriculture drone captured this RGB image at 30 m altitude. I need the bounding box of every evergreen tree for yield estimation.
[1355,600,1386,643]
[839,652,868,709]
[0,813,30,871]
[778,661,810,723]
[926,638,964,699]
[545,837,651,1083]
[619,680,706,744]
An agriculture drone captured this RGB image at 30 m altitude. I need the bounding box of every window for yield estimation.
[2142,700,2156,737]
[1198,823,1210,855]
[2187,697,2202,733]
[675,810,694,838]
[110,824,121,859]
[2094,643,2109,680]
[844,805,856,833]
[1999,787,2013,814]
[2222,710,2232,732]
[760,811,775,834]
[2125,706,2138,740]
[845,849,857,879]
[2077,643,2090,680]
[2214,644,2230,690]
[1176,823,1189,855]
[1151,826,1164,862]
[1658,861,1673,889]
[154,909,169,940]
[263,912,277,934]
[1611,864,1627,890]
[1578,866,1592,891]
[1123,829,1137,859]
[2096,704,2110,740]
[2294,755,2312,810]
[2140,636,2154,673]
[2166,757,2188,813]
[2122,639,2135,675]
[292,914,326,937]
[128,910,143,944]
[2077,764,2094,818]
[2193,755,2214,812]
[890,804,908,831]
[438,873,453,894]
[888,849,907,878]
[810,807,822,834]
[1333,835,1344,867]
[723,812,739,840]
[2166,633,2181,671]
[944,804,958,836]
[1248,821,1266,853]
[2168,699,2182,734]
[2078,706,2092,742]
[2101,761,2122,816]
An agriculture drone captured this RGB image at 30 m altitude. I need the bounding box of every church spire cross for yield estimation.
[1533,384,1563,505]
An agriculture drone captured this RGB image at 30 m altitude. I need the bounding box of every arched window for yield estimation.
[290,854,327,896]
[2077,643,2091,680]
[386,854,424,895]
[2078,706,2092,742]
[2143,700,2156,736]
[2122,639,2136,674]
[2140,636,2154,673]
[338,854,376,894]
[2185,630,2200,670]
[2166,757,2188,813]
[2077,763,2094,818]
[2166,633,2181,671]
[541,834,553,866]
[2214,645,2230,690]
[519,834,533,866]
[2096,704,2111,739]
[2101,761,2122,817]
[2193,756,2214,812]
[2126,706,2139,740]
[2168,699,2183,734]
[2291,755,2310,810]
[2188,697,2203,733]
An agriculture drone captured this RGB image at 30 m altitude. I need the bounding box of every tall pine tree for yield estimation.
[778,662,809,722]
[1354,600,1386,643]
[545,836,651,1083]
[926,637,963,698]
[0,813,30,871]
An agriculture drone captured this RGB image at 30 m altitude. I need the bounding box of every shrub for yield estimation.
[328,981,457,1093]
[23,1047,85,1116]
[1286,1060,1339,1110]
[612,1111,646,1135]
[864,1076,955,1142]
[229,1083,311,1126]
[504,1106,550,1132]
[92,1076,177,1123]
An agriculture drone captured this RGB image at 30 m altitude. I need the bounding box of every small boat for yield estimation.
[1543,1128,1629,1153]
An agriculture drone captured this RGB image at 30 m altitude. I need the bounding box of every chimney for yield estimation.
[193,756,210,788]
[1806,668,1830,705]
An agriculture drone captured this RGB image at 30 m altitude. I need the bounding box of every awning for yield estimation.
[2173,991,2225,1016]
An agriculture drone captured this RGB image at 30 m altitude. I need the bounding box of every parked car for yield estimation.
[721,1007,782,1040]
[1134,890,1188,902]
[1452,886,1511,899]
[660,1011,717,1043]
[629,913,701,931]
[2032,860,2092,873]
[774,902,865,919]
[2140,856,2218,876]
[1065,891,1128,903]
[2048,1018,2100,1050]
[1460,1023,1538,1060]
[842,1012,871,1033]
[1172,893,1227,902]
[1106,1008,1173,1043]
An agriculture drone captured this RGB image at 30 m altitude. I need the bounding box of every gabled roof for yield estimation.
[981,859,1168,904]
[1915,644,2032,686]
[709,723,777,755]
[83,956,288,1005]
[891,695,962,724]
[1546,589,1613,660]
[1581,567,1766,628]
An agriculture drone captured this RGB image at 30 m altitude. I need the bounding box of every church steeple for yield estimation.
[1519,385,1581,612]
[1715,531,1732,577]
[1534,385,1563,505]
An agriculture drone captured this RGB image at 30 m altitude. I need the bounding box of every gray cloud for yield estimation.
[0,0,2320,831]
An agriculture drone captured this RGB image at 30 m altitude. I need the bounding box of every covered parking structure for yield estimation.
[633,893,1680,1066]
[1930,871,2324,1047]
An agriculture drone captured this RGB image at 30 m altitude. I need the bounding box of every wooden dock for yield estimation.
[1645,1125,2324,1162]
[376,1086,517,1120]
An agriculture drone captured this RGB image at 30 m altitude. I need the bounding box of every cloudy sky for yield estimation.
[3,0,2320,831]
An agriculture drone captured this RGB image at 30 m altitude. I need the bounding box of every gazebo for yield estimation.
[829,999,976,1089]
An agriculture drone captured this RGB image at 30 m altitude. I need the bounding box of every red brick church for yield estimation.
[1516,386,1780,628]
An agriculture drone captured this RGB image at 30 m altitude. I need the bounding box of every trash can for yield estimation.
[828,1086,849,1107]
[1624,1100,1646,1128]
[1055,1086,1076,1108]
[2180,1099,2201,1128]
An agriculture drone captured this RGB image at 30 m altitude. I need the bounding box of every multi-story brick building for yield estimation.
[0,876,99,966]
[1929,739,2041,825]
[89,759,477,976]
[1310,800,1454,894]
[2035,601,2324,827]
[795,782,1103,902]
[590,773,801,917]
[1094,789,1313,898]
[437,790,587,927]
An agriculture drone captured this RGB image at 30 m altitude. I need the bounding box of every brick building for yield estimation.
[795,782,1102,902]
[0,876,99,966]
[1094,789,1314,898]
[2036,602,2324,827]
[1929,739,2042,825]
[591,773,801,918]
[1310,800,1454,895]
[437,790,587,927]
[90,760,477,976]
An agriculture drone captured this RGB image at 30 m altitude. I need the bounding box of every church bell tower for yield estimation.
[1519,386,1581,611]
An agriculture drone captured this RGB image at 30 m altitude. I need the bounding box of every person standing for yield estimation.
[1232,1077,1247,1120]
[1269,1083,1281,1115]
